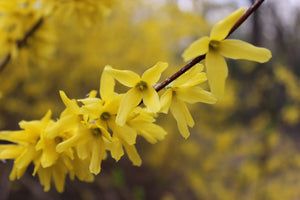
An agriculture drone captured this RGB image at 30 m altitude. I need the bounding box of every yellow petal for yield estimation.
[40,145,59,168]
[56,125,93,155]
[52,163,67,193]
[32,157,41,176]
[59,91,81,114]
[107,67,140,87]
[41,110,52,123]
[71,157,94,182]
[130,122,167,144]
[100,65,117,101]
[103,95,122,115]
[108,138,124,161]
[143,87,160,113]
[56,129,89,153]
[111,122,137,145]
[176,87,217,104]
[159,89,173,114]
[46,115,80,138]
[205,50,228,98]
[98,125,112,141]
[0,130,31,145]
[173,64,207,87]
[182,36,210,61]
[170,98,194,139]
[219,39,272,63]
[88,90,97,98]
[129,108,156,122]
[89,138,105,175]
[210,7,246,40]
[123,143,142,166]
[14,146,37,177]
[116,88,142,126]
[141,62,168,85]
[37,168,52,192]
[0,145,24,159]
[78,97,102,105]
[77,143,89,160]
[80,102,102,120]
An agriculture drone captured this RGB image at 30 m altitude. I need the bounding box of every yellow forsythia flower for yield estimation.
[182,7,272,98]
[48,91,112,175]
[107,62,168,126]
[160,64,217,138]
[127,107,167,144]
[0,110,94,192]
[0,111,52,180]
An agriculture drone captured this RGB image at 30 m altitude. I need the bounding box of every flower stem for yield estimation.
[154,0,265,92]
[0,18,44,73]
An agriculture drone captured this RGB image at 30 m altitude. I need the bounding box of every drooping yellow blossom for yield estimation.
[77,67,139,165]
[160,64,217,138]
[32,152,94,193]
[127,107,167,144]
[0,110,52,180]
[33,156,69,193]
[106,106,168,167]
[79,93,142,166]
[46,91,112,175]
[79,66,166,166]
[0,110,94,192]
[107,62,168,126]
[182,7,272,98]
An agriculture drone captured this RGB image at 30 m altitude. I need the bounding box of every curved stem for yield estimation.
[0,55,11,73]
[154,0,265,92]
[0,18,44,73]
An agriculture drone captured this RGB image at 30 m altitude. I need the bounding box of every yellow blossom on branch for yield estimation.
[160,64,217,138]
[0,110,94,192]
[182,7,272,98]
[107,62,168,126]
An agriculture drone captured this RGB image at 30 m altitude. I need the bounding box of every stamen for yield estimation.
[92,128,102,137]
[209,40,220,50]
[135,81,148,91]
[100,112,111,121]
[55,136,63,144]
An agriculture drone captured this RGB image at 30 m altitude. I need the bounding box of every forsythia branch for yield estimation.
[227,0,265,37]
[16,18,44,48]
[0,55,11,73]
[154,0,266,92]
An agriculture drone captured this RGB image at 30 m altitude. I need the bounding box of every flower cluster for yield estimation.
[0,61,215,192]
[0,7,272,192]
[160,64,217,138]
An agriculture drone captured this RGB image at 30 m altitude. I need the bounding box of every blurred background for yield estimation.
[1,0,300,199]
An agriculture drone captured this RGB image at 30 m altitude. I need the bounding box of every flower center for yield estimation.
[92,128,102,137]
[100,112,111,121]
[209,40,220,51]
[55,136,63,144]
[135,81,148,91]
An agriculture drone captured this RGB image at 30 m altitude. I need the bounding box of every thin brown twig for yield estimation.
[154,0,265,92]
[0,17,44,73]
[0,55,11,73]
